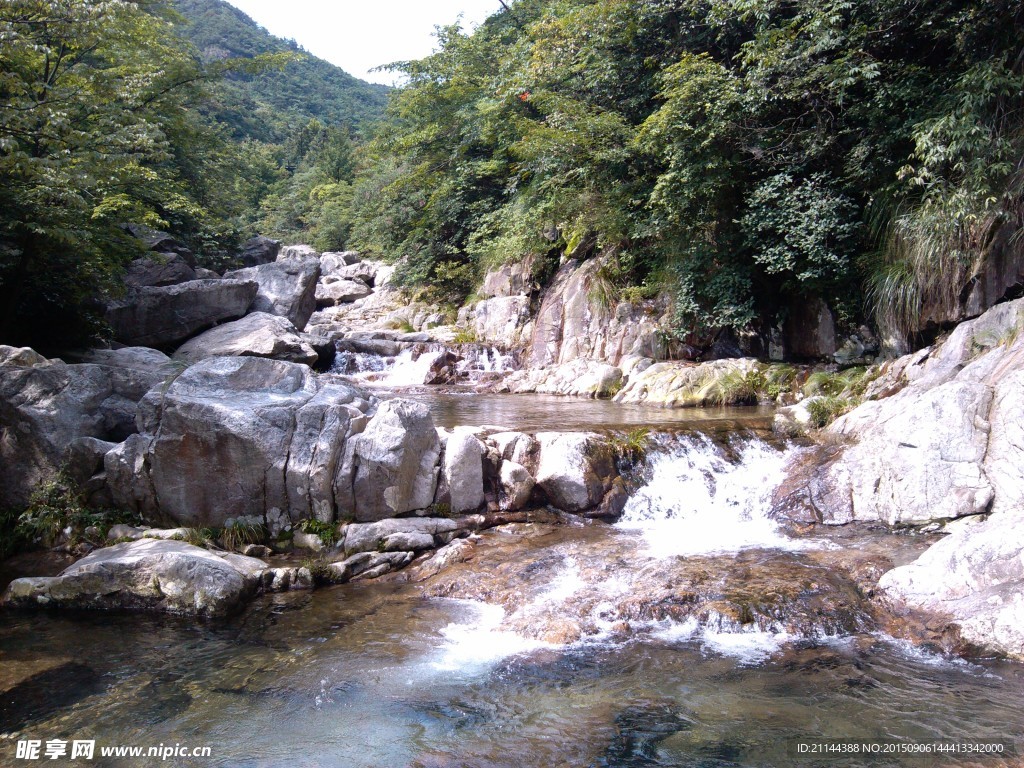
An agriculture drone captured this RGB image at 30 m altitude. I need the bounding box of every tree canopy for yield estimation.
[348,0,1024,346]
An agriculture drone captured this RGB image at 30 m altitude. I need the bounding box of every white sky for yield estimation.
[222,0,501,85]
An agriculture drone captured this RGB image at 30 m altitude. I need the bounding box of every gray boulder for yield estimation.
[0,539,265,616]
[341,517,463,556]
[498,460,535,511]
[173,312,318,366]
[321,251,361,275]
[316,277,372,307]
[124,254,196,288]
[0,347,176,508]
[105,357,371,532]
[333,261,380,286]
[879,512,1024,659]
[776,298,1024,527]
[441,430,486,514]
[278,244,319,261]
[535,432,624,516]
[238,236,281,267]
[105,279,258,348]
[343,399,441,522]
[224,257,320,330]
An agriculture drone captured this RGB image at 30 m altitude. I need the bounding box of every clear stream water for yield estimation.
[1,404,1022,766]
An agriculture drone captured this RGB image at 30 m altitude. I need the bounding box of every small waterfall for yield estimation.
[456,345,518,377]
[380,348,447,387]
[616,435,805,558]
[330,346,449,387]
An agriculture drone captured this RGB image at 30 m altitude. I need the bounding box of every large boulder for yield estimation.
[535,432,625,517]
[775,298,1024,527]
[123,254,196,288]
[105,357,371,532]
[440,430,486,514]
[105,279,258,348]
[238,236,281,267]
[224,257,320,330]
[123,224,195,264]
[878,512,1024,659]
[503,358,623,398]
[613,358,760,407]
[0,347,176,508]
[343,399,441,522]
[173,313,318,366]
[316,277,372,307]
[0,539,265,617]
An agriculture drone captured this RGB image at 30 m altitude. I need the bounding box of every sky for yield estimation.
[223,0,501,85]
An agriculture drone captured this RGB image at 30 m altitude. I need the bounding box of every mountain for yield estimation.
[174,0,390,141]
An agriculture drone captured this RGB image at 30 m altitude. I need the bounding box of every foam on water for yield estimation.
[430,600,554,672]
[617,436,811,557]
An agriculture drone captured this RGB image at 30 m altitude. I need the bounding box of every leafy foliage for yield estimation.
[347,0,1024,340]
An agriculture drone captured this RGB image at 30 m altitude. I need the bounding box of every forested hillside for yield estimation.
[0,0,386,349]
[175,0,389,141]
[346,0,1023,351]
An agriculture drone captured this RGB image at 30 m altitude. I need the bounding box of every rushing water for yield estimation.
[2,584,1022,767]
[2,429,1023,765]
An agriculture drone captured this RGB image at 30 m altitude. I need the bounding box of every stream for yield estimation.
[2,360,1023,766]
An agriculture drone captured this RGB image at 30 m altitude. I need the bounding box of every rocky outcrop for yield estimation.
[783,298,837,360]
[878,514,1024,659]
[775,298,1024,527]
[173,312,318,366]
[0,347,177,508]
[457,295,533,348]
[528,256,672,367]
[104,357,372,532]
[344,399,441,522]
[224,257,320,330]
[105,279,258,348]
[0,539,264,617]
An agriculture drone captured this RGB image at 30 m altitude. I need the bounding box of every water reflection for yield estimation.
[387,389,775,433]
